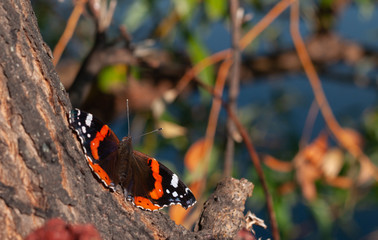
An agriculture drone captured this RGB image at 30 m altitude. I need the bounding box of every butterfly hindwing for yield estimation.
[124,150,196,210]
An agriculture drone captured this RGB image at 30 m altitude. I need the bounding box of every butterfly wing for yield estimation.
[124,150,196,211]
[152,158,197,209]
[69,109,120,190]
[69,111,196,211]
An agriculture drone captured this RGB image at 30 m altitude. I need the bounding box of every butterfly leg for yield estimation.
[123,188,133,202]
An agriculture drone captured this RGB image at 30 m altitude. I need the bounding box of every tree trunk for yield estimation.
[0,1,254,239]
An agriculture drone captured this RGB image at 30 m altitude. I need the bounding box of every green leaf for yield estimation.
[309,199,333,238]
[204,0,227,20]
[98,65,127,93]
[356,0,375,19]
[187,34,215,99]
[172,0,197,21]
[123,0,149,32]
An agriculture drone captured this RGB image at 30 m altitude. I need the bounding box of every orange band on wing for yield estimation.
[134,196,161,211]
[90,125,109,160]
[148,158,164,200]
[86,156,113,187]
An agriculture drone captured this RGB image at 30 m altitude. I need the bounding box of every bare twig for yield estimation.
[163,50,232,103]
[53,0,87,66]
[191,76,280,240]
[201,59,233,192]
[224,104,280,240]
[225,0,243,177]
[299,100,319,148]
[290,0,377,183]
[169,2,299,237]
[167,0,296,103]
[240,0,296,50]
[171,2,298,237]
[87,0,117,32]
[119,25,132,46]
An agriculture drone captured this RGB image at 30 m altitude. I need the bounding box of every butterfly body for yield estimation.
[69,109,196,211]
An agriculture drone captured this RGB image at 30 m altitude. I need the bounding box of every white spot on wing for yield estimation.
[171,174,179,188]
[172,191,178,197]
[166,189,170,194]
[85,114,93,127]
[81,126,86,133]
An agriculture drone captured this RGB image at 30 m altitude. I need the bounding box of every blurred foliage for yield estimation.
[98,65,128,92]
[31,0,378,239]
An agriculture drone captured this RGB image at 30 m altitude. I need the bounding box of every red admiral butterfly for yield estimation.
[69,108,196,211]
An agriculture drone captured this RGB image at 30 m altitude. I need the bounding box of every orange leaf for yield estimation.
[263,155,293,172]
[358,155,377,184]
[297,163,320,201]
[302,179,317,201]
[187,181,201,199]
[302,131,328,166]
[169,205,190,226]
[340,128,364,155]
[184,138,207,172]
[325,176,352,189]
[278,181,296,195]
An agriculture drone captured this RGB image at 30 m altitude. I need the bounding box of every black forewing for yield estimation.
[69,109,120,183]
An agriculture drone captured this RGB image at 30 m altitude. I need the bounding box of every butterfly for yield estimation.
[69,108,196,211]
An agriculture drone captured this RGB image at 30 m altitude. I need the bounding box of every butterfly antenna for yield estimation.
[139,128,163,138]
[126,99,130,137]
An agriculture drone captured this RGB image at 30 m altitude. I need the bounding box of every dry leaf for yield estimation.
[325,176,352,188]
[173,140,210,225]
[295,132,328,201]
[278,181,296,195]
[184,138,207,172]
[321,148,343,179]
[358,155,377,184]
[169,205,190,226]
[263,155,293,172]
[302,131,328,166]
[245,211,267,235]
[339,128,364,156]
[296,157,321,201]
[158,120,187,138]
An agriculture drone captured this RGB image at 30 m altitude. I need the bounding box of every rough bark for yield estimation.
[195,178,254,239]
[0,1,254,239]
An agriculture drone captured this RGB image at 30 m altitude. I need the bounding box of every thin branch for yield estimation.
[201,59,233,188]
[290,0,377,183]
[166,0,296,103]
[166,3,300,236]
[163,49,231,103]
[224,104,280,240]
[240,0,296,50]
[53,0,87,66]
[290,1,343,140]
[191,77,280,240]
[225,0,242,177]
[299,100,319,148]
